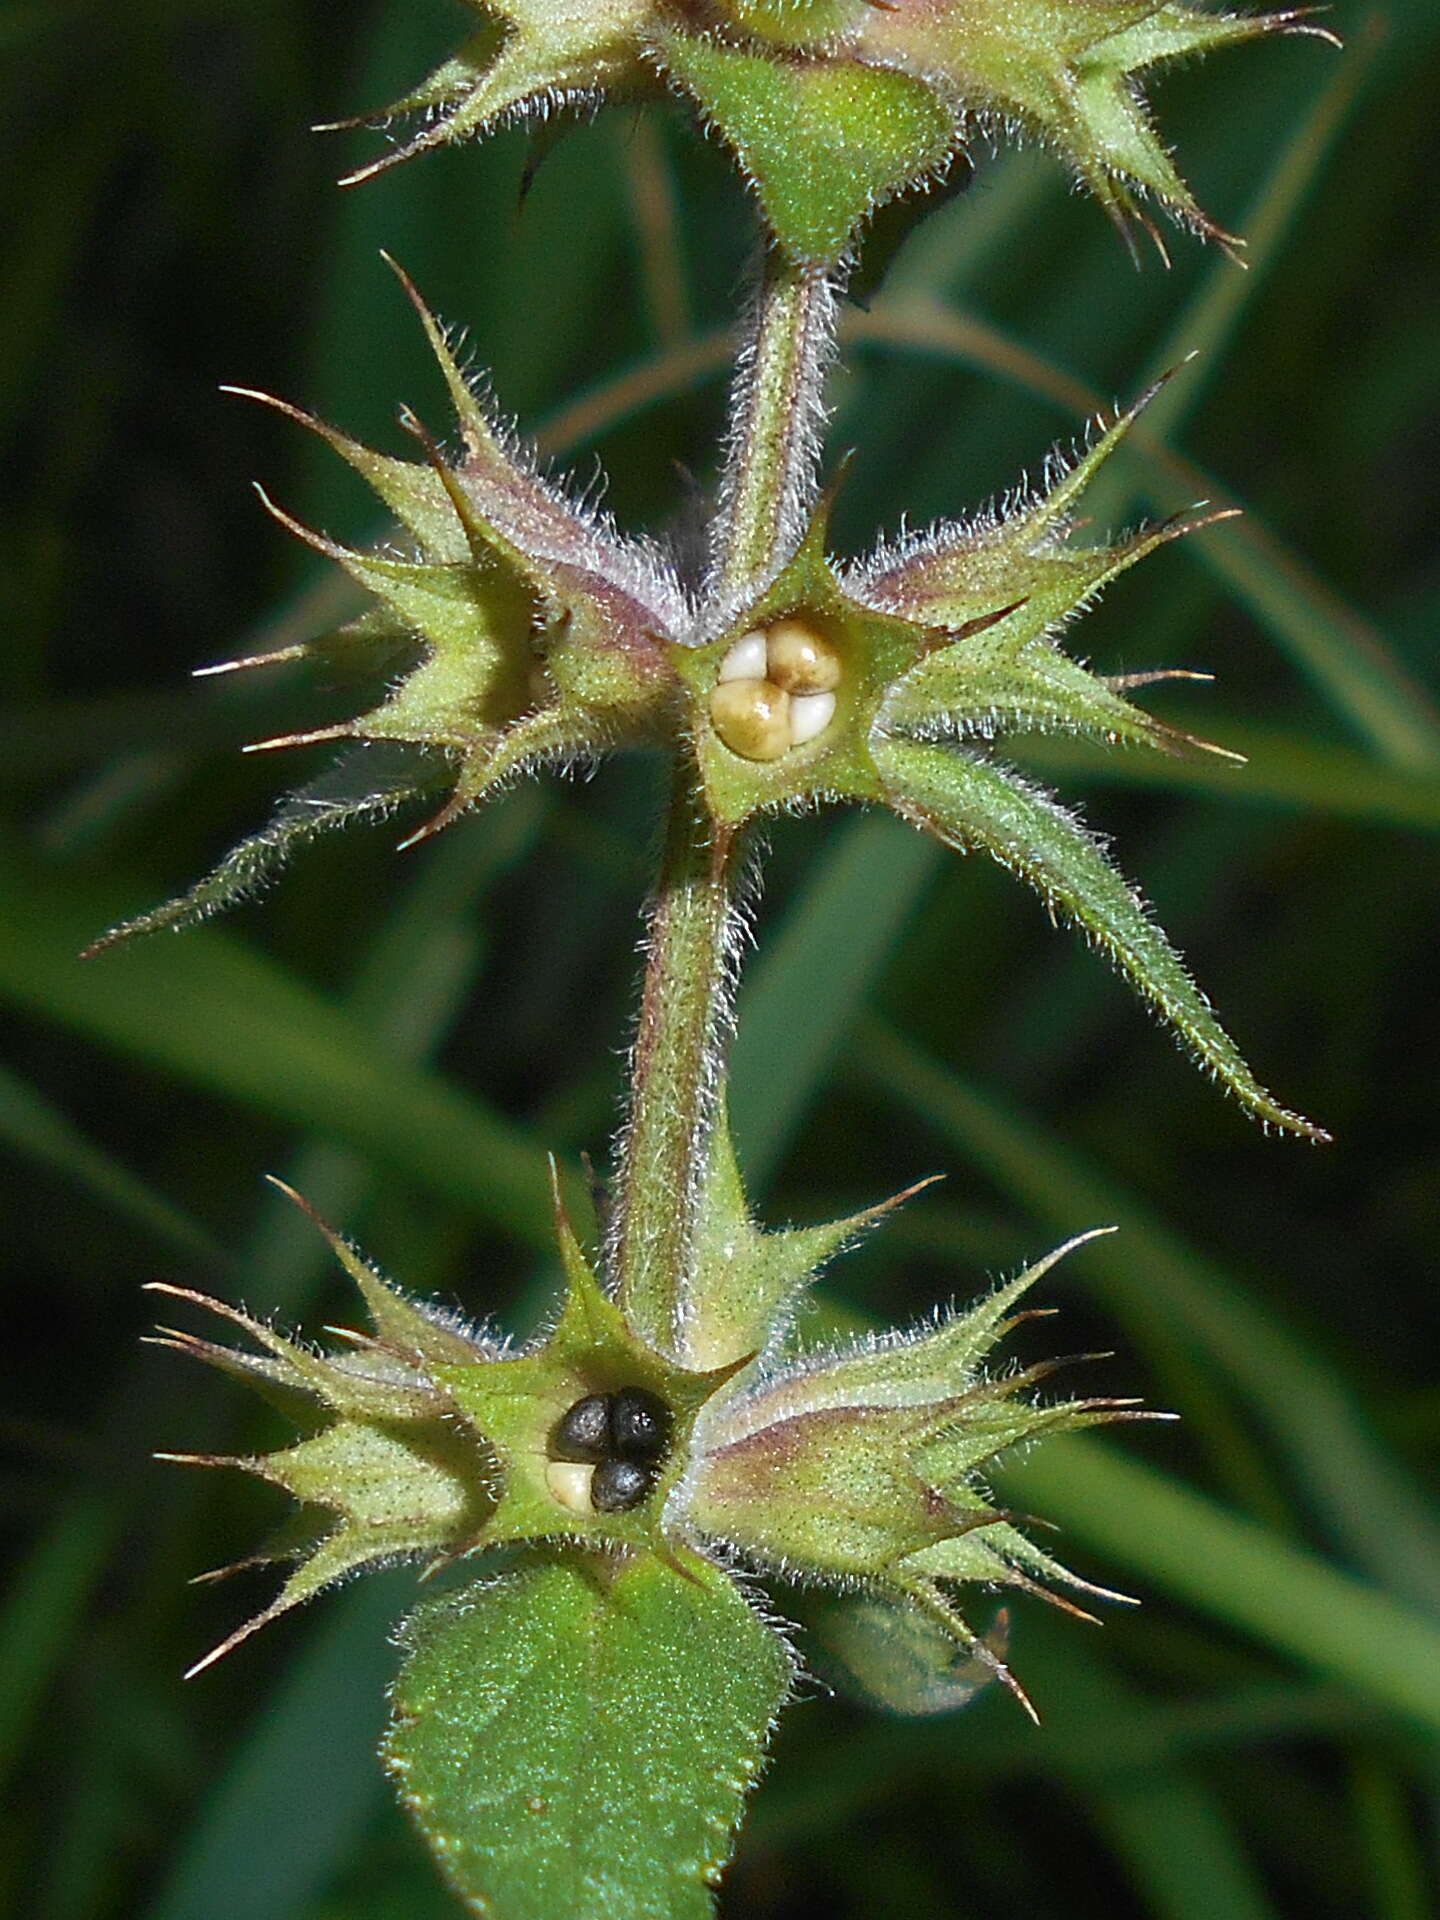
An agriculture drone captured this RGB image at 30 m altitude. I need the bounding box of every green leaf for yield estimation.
[811,1592,1005,1717]
[874,737,1324,1139]
[1050,1632,1281,1920]
[662,36,953,267]
[384,1552,793,1920]
[1009,722,1440,834]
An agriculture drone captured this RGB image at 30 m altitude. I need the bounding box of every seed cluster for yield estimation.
[709,617,841,762]
[544,1387,672,1515]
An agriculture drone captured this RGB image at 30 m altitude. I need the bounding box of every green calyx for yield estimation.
[680,375,1236,830]
[684,1227,1142,1715]
[99,338,1323,1141]
[334,0,1335,264]
[434,1171,752,1557]
[149,1179,506,1677]
[238,261,682,845]
[674,381,1325,1141]
[850,1,1338,258]
[91,263,686,950]
[152,1171,762,1672]
[154,1154,1147,1724]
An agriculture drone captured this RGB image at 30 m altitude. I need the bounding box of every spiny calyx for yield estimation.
[155,1156,1154,1717]
[89,261,688,952]
[147,1178,506,1677]
[333,0,1335,263]
[685,1227,1153,1718]
[674,380,1324,1140]
[94,314,1323,1142]
[153,1168,751,1675]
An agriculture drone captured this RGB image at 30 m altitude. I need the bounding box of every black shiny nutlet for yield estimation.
[551,1392,612,1463]
[590,1458,652,1513]
[610,1387,671,1461]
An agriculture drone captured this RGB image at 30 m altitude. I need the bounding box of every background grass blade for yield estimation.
[0,830,563,1243]
[999,1436,1440,1736]
[144,1575,411,1920]
[0,1061,224,1267]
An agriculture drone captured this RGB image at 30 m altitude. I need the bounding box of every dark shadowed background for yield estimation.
[3,2,1438,1915]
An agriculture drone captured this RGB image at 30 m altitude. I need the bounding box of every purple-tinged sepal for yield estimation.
[333,0,1336,265]
[680,1230,1151,1716]
[91,264,686,950]
[671,378,1325,1139]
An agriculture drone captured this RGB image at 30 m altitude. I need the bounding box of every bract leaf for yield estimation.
[813,1592,1008,1716]
[662,36,954,266]
[883,640,1231,761]
[384,1552,794,1919]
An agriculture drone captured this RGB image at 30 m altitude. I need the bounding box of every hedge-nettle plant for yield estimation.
[112,3,1334,1913]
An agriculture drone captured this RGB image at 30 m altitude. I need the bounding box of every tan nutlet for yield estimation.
[710,678,793,761]
[764,618,842,695]
[544,1460,596,1515]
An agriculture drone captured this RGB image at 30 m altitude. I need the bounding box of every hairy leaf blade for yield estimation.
[662,34,952,266]
[385,1553,793,1919]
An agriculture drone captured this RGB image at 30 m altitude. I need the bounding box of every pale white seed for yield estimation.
[709,677,792,761]
[545,1461,595,1515]
[765,617,842,694]
[716,630,769,683]
[788,689,836,746]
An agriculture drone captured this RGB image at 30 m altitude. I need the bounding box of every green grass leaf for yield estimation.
[1000,1435,1440,1737]
[144,1575,409,1920]
[0,831,562,1243]
[0,1059,223,1265]
[730,813,939,1186]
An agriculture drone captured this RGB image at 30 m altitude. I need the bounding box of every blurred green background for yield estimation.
[3,2,1439,1915]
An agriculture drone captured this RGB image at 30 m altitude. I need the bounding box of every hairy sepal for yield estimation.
[97,269,684,948]
[85,744,442,951]
[681,1100,938,1371]
[875,735,1326,1139]
[337,0,1332,262]
[683,1231,1142,1709]
[852,0,1336,254]
[148,1208,503,1677]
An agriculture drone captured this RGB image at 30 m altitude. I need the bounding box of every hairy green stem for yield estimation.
[713,253,836,599]
[613,766,741,1357]
[616,255,831,1354]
